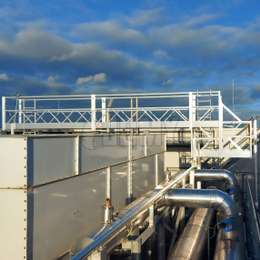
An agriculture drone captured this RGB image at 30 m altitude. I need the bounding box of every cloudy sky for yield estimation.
[0,0,260,117]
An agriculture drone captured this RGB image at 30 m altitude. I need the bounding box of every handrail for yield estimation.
[71,166,195,260]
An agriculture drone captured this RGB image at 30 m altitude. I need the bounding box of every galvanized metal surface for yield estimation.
[168,208,213,260]
[0,133,165,260]
[0,137,27,188]
[31,169,107,260]
[164,189,236,218]
[0,189,27,260]
[28,137,76,185]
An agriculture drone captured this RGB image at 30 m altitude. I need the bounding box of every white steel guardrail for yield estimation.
[1,91,256,159]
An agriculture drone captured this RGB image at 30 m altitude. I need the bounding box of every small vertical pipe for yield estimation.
[104,166,112,224]
[106,166,111,199]
[128,135,133,202]
[91,95,96,130]
[182,176,186,188]
[2,96,6,131]
[144,134,148,156]
[74,136,80,175]
[155,154,159,186]
[218,92,223,154]
[189,169,195,188]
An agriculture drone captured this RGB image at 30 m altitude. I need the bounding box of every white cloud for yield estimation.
[162,79,172,86]
[0,73,8,81]
[47,75,63,88]
[76,73,107,85]
[127,8,163,26]
[153,49,170,60]
[76,21,146,45]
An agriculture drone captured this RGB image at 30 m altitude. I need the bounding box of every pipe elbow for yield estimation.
[165,188,236,220]
[195,169,238,192]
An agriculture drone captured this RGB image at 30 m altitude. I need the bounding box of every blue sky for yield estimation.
[0,0,260,117]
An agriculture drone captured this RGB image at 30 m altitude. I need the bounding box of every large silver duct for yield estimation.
[168,208,213,260]
[195,169,238,192]
[164,188,240,260]
[164,189,236,218]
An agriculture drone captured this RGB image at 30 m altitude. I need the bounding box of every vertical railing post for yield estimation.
[189,92,196,188]
[104,166,112,224]
[34,99,37,123]
[18,98,22,124]
[106,166,111,200]
[2,96,6,131]
[91,94,96,131]
[218,92,223,155]
[253,119,258,208]
[127,135,133,203]
[189,92,196,158]
[102,97,106,124]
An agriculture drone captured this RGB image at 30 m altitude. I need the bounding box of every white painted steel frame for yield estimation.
[1,91,254,159]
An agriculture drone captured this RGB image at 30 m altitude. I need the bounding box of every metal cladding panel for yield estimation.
[147,135,164,155]
[0,189,27,260]
[132,156,155,199]
[111,164,128,213]
[28,137,76,185]
[80,135,128,172]
[158,153,165,184]
[31,170,106,260]
[0,137,27,188]
[132,136,145,159]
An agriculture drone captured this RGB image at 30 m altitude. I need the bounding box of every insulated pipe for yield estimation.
[164,189,240,260]
[72,167,195,260]
[164,189,236,219]
[194,169,238,192]
[213,229,241,260]
[168,208,213,260]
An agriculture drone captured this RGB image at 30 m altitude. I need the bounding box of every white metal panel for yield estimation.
[0,137,27,188]
[147,135,164,155]
[80,135,128,172]
[0,189,27,260]
[158,153,165,184]
[32,170,106,260]
[111,164,128,213]
[132,156,155,198]
[28,137,76,185]
[132,136,145,159]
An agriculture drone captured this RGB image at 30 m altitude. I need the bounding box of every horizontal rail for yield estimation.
[5,91,220,99]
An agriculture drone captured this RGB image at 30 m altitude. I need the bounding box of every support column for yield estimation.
[218,92,223,155]
[91,94,96,131]
[18,98,22,124]
[128,135,133,202]
[253,119,258,208]
[155,154,159,186]
[74,136,80,175]
[2,96,6,131]
[189,92,196,159]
